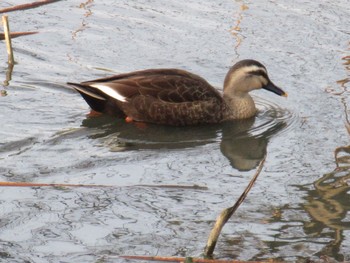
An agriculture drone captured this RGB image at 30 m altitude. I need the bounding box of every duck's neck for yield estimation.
[222,92,257,120]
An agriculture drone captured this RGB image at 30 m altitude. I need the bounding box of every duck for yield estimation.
[67,59,287,126]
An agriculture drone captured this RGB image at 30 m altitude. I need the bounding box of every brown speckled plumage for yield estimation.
[68,59,286,126]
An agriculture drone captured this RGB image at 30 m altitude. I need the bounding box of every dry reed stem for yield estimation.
[2,15,14,64]
[204,155,267,256]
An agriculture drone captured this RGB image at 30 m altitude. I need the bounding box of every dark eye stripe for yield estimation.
[249,70,268,79]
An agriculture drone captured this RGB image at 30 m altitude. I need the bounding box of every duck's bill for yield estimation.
[264,82,288,97]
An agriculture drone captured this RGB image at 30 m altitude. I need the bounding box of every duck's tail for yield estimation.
[67,82,108,113]
[68,82,126,117]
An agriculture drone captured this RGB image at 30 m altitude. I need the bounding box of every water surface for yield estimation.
[0,0,349,262]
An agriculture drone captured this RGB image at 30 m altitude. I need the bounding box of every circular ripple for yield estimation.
[252,96,298,138]
[79,96,297,151]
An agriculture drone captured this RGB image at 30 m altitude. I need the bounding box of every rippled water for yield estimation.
[0,0,349,262]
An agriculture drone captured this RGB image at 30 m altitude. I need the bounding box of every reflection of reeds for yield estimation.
[325,43,350,134]
[305,43,350,259]
[71,0,94,40]
[229,4,249,56]
[335,145,350,169]
[3,63,13,87]
[304,156,350,258]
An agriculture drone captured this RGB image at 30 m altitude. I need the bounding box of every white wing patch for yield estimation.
[90,84,127,102]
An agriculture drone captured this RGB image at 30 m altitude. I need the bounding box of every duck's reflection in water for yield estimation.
[220,118,286,171]
[81,113,287,172]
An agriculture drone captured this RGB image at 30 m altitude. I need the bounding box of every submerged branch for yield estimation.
[204,155,267,257]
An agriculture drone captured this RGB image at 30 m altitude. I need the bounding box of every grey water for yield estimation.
[0,0,349,262]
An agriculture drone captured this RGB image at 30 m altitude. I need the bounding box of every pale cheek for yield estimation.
[249,78,263,90]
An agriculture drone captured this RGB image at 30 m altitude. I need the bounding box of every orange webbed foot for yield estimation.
[87,110,102,117]
[125,116,134,123]
[125,116,147,129]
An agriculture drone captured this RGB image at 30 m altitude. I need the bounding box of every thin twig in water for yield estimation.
[119,255,265,263]
[0,181,112,188]
[0,181,207,190]
[0,0,61,13]
[204,155,267,257]
[0,31,37,41]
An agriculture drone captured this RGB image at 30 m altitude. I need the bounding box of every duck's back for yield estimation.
[71,69,226,126]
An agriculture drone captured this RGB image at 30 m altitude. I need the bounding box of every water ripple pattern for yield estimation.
[0,0,349,262]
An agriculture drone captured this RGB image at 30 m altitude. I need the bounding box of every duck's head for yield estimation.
[223,59,287,97]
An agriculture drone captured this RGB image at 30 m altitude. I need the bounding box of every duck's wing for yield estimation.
[69,69,225,125]
[79,68,223,103]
